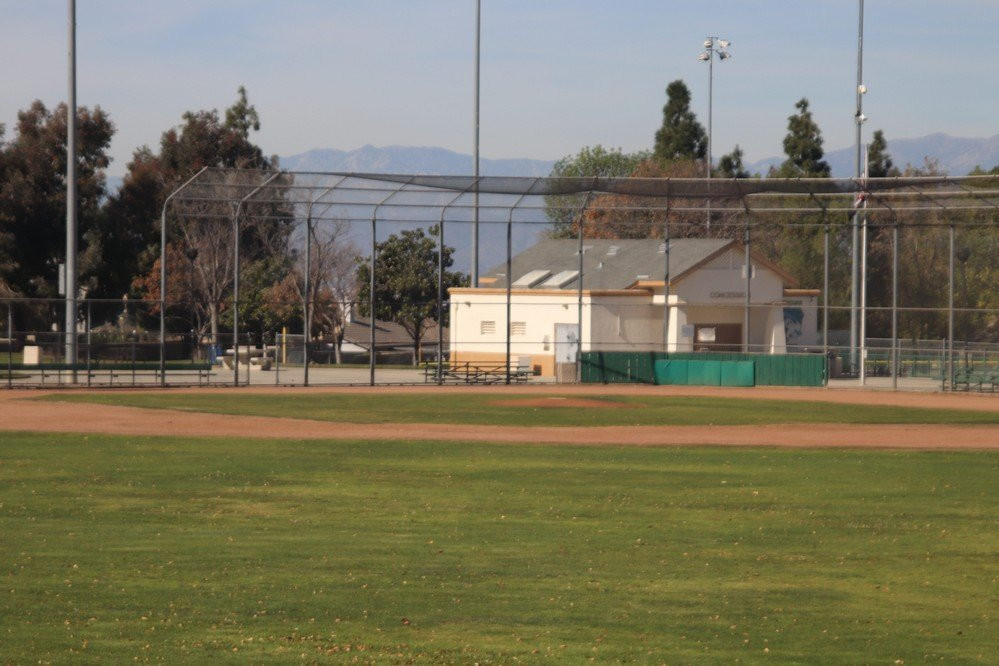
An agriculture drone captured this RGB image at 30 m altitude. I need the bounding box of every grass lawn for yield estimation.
[43,391,999,427]
[0,432,995,661]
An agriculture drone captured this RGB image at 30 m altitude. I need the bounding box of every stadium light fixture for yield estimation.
[699,36,732,226]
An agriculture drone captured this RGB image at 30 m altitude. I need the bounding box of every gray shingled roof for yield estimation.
[483,238,733,290]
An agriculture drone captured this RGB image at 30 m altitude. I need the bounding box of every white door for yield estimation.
[554,323,579,382]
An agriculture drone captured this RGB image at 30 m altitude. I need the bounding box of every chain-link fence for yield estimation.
[4,170,997,390]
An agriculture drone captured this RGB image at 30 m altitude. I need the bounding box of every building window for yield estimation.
[480,320,496,335]
[511,321,527,336]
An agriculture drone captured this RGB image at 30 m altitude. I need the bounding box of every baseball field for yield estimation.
[1,385,996,662]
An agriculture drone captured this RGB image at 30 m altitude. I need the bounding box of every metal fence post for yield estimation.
[576,199,583,383]
[504,188,532,385]
[947,224,955,390]
[891,222,898,389]
[575,189,595,383]
[369,215,376,386]
[86,300,92,388]
[365,180,416,386]
[823,218,829,358]
[304,216,311,388]
[744,220,751,353]
[663,213,671,354]
[233,210,240,388]
[859,209,868,385]
[274,328,280,386]
[505,207,513,385]
[6,305,12,389]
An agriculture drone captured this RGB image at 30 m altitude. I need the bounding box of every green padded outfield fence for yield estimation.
[654,359,757,387]
[580,352,827,387]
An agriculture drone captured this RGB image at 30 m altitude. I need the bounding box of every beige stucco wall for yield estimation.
[449,292,590,364]
[449,249,799,377]
[673,250,784,305]
[589,300,666,352]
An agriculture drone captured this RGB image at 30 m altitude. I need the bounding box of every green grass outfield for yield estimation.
[43,391,999,427]
[1,432,995,661]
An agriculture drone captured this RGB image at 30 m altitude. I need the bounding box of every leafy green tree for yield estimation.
[124,88,293,341]
[98,88,273,302]
[545,145,650,237]
[0,124,13,298]
[356,226,466,364]
[0,101,113,305]
[716,145,749,178]
[653,80,707,164]
[773,98,830,178]
[867,130,899,178]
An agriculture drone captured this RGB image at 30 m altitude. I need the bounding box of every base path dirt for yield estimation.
[1,386,996,450]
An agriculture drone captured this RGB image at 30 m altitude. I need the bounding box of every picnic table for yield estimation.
[424,358,533,384]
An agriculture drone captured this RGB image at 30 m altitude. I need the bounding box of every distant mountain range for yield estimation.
[104,133,998,192]
[749,132,999,177]
[279,144,555,177]
[278,134,999,180]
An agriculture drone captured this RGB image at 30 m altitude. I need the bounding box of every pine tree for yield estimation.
[867,129,899,177]
[653,80,707,163]
[716,145,749,178]
[775,98,830,178]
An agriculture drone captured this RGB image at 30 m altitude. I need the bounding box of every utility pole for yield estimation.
[65,0,78,375]
[851,0,866,374]
[472,0,481,287]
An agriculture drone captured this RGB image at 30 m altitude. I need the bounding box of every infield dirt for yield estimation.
[1,385,996,449]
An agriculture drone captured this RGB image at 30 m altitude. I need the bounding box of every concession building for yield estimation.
[448,238,818,378]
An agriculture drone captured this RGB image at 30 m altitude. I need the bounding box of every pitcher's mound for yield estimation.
[490,397,638,409]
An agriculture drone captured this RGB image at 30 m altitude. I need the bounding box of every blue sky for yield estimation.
[1,1,996,176]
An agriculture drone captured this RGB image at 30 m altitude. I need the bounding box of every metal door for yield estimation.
[554,323,579,383]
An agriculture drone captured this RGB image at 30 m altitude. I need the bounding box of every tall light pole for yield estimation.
[698,36,731,227]
[851,0,867,374]
[65,0,78,373]
[471,0,481,287]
